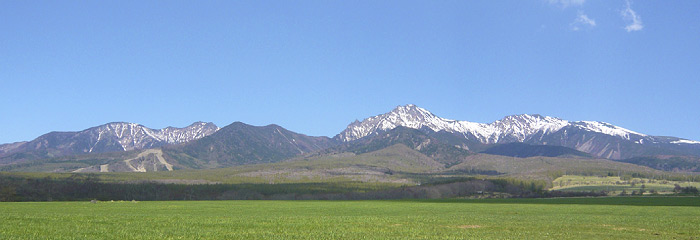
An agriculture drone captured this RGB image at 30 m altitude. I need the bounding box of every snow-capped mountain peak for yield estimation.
[335,105,569,143]
[87,121,219,152]
[336,104,662,144]
[488,114,569,142]
[335,104,700,159]
[336,104,474,142]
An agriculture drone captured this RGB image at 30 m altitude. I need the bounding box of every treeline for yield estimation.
[0,174,375,201]
[0,174,591,202]
[674,185,699,195]
[616,156,700,172]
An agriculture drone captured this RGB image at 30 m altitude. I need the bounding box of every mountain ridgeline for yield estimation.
[336,104,700,160]
[163,122,336,168]
[1,104,699,173]
[0,122,218,165]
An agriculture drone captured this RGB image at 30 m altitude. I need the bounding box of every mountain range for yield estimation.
[2,104,699,173]
[0,122,218,165]
[337,104,700,159]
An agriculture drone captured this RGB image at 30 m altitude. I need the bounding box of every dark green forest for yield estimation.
[0,174,607,202]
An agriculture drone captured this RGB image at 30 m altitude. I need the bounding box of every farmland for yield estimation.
[1,197,699,239]
[552,175,700,195]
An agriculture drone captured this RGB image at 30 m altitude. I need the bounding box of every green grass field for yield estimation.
[1,197,699,239]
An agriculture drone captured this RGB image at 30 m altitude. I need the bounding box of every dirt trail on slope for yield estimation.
[72,149,173,173]
[149,149,174,171]
[122,149,173,172]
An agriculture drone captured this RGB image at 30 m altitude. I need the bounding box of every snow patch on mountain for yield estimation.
[671,139,700,145]
[570,121,646,140]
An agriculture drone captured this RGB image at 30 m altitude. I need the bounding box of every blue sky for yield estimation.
[1,0,699,143]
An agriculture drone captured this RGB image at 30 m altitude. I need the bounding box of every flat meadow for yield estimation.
[1,197,699,239]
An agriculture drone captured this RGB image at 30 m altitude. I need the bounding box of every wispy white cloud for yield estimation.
[548,0,585,8]
[570,11,596,31]
[621,0,643,32]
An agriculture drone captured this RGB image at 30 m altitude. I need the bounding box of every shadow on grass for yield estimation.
[400,196,700,207]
